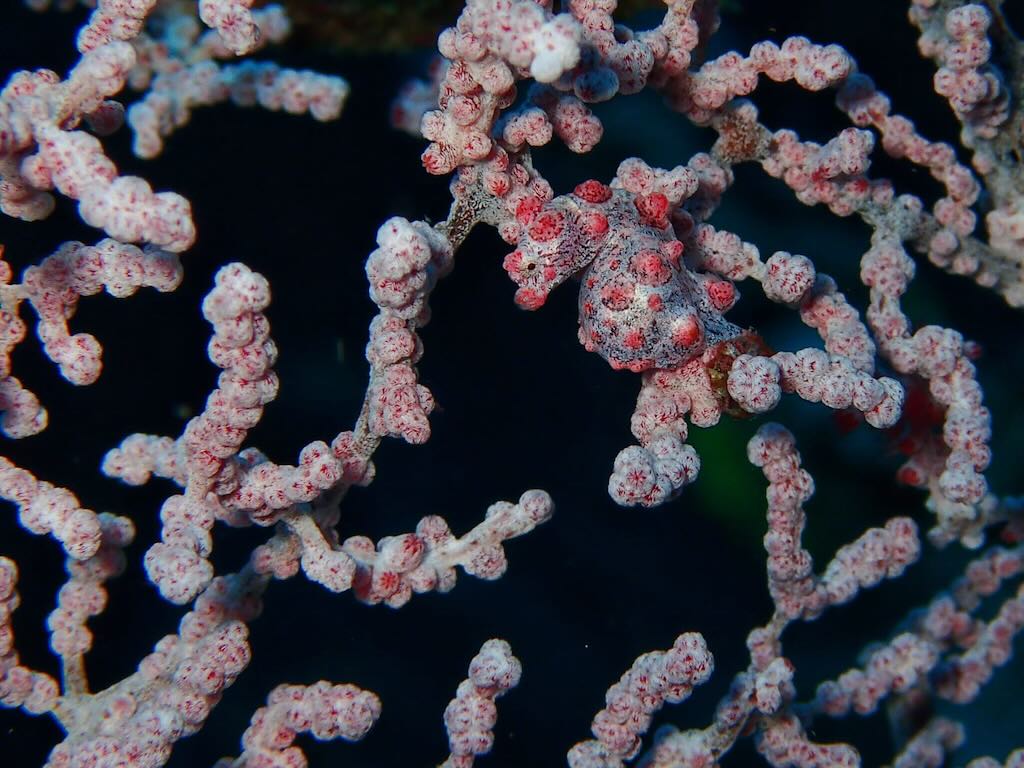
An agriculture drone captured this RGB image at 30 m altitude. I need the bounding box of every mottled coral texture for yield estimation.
[1,1,1023,767]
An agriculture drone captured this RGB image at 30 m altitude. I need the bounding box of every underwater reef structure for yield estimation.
[1,1,1023,766]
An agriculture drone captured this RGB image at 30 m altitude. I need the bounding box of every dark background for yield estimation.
[1,2,1022,766]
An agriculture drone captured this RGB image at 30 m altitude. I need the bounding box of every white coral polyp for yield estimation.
[528,17,581,83]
